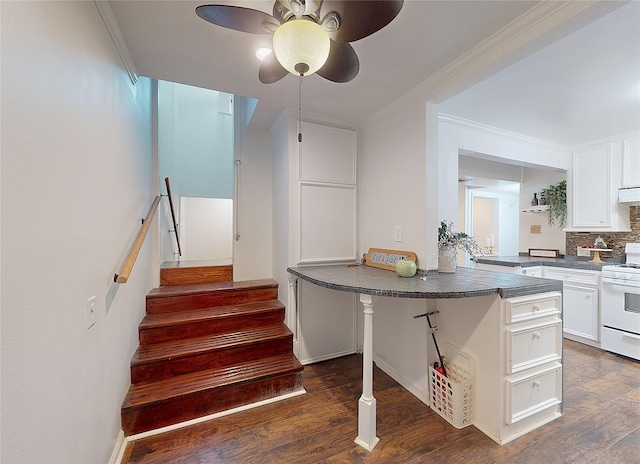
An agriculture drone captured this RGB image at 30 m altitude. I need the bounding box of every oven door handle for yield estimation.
[601,277,640,289]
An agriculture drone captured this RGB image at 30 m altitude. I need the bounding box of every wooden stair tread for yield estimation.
[132,326,292,365]
[147,279,278,299]
[122,354,303,410]
[161,259,232,269]
[139,300,284,329]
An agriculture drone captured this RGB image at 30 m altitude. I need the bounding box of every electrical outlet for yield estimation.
[86,296,96,329]
[393,225,402,242]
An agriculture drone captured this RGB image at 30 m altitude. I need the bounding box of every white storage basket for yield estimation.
[429,342,475,428]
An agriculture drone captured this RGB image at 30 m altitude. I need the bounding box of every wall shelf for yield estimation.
[521,205,550,213]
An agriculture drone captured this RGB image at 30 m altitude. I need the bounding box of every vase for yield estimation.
[438,247,457,273]
[531,193,538,206]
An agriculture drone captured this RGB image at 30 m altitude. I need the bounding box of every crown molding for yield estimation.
[94,1,139,85]
[365,0,599,128]
[570,129,640,151]
[439,113,567,151]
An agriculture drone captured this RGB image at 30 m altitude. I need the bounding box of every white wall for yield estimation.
[359,98,430,400]
[520,168,567,254]
[1,2,153,463]
[470,189,520,257]
[158,81,234,200]
[233,96,273,281]
[179,197,233,261]
[439,115,570,181]
[271,111,298,314]
[360,99,427,265]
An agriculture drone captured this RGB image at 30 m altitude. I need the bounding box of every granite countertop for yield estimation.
[287,264,562,300]
[475,254,622,271]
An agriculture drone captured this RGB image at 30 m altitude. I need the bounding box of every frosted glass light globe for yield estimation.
[273,19,330,76]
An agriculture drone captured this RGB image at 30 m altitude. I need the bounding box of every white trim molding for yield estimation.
[94,1,139,85]
[439,113,567,153]
[366,0,600,127]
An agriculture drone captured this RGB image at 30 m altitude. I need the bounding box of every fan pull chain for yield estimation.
[298,73,303,143]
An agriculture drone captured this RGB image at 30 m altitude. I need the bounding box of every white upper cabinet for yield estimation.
[298,121,357,264]
[622,135,640,188]
[567,138,630,232]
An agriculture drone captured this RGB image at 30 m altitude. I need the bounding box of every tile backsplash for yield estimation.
[565,206,639,260]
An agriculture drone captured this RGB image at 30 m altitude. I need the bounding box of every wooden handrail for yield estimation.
[114,195,161,284]
[164,177,182,256]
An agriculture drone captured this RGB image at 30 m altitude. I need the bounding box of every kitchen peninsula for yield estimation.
[288,265,564,450]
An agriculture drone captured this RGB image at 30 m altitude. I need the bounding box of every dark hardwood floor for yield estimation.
[122,340,639,463]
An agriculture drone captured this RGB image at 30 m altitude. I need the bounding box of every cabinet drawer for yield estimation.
[505,363,562,425]
[506,319,562,374]
[544,267,600,285]
[505,292,562,324]
[601,326,640,360]
[520,266,543,278]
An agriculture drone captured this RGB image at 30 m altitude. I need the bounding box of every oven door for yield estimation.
[601,278,640,333]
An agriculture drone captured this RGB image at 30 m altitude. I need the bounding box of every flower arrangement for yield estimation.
[438,220,482,256]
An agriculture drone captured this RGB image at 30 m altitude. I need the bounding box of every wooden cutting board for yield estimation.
[364,248,418,271]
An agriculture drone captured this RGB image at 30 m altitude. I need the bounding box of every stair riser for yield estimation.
[139,309,285,345]
[121,372,304,435]
[160,266,233,286]
[132,336,293,384]
[146,288,279,314]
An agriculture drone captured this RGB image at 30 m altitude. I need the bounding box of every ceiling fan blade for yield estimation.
[317,40,359,83]
[320,0,403,42]
[259,52,289,84]
[196,5,280,34]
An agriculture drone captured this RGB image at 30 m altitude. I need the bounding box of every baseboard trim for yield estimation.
[108,430,126,464]
[111,388,306,463]
[373,355,429,405]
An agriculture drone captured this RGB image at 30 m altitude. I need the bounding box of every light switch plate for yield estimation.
[87,296,96,329]
[393,225,402,242]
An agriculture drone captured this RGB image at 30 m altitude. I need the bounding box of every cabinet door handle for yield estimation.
[533,332,541,339]
[532,304,540,312]
[533,380,541,388]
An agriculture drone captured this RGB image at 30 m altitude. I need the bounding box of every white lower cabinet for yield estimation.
[562,284,599,342]
[297,279,356,364]
[543,266,601,346]
[501,292,563,443]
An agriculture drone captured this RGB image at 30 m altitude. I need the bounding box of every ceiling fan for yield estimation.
[196,0,404,84]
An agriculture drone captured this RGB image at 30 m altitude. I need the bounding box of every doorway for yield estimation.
[157,80,235,264]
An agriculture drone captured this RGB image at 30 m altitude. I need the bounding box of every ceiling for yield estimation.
[109,0,640,146]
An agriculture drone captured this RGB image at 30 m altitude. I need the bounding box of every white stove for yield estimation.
[600,243,640,360]
[602,243,640,286]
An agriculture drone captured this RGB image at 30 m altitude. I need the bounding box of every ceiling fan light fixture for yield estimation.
[255,47,272,61]
[272,19,330,76]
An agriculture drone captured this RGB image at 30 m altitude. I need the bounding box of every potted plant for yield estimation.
[438,220,482,273]
[540,180,567,228]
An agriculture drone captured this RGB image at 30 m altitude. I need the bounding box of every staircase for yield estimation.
[121,261,304,436]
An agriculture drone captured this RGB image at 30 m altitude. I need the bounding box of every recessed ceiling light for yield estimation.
[256,48,272,61]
